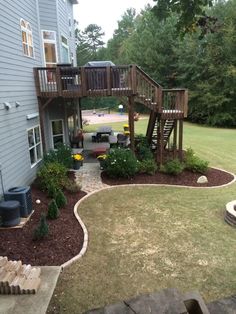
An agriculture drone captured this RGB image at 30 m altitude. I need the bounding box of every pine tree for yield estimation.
[47,199,60,219]
[55,190,67,209]
[33,214,49,240]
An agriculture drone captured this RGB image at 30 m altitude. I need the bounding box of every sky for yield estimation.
[73,0,154,44]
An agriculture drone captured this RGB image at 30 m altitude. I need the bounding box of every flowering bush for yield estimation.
[105,148,138,178]
[43,144,73,169]
[72,154,84,161]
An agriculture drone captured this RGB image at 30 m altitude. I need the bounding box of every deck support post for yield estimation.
[128,96,135,152]
[173,120,177,159]
[159,119,164,165]
[178,119,183,161]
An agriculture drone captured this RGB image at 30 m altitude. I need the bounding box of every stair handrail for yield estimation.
[135,66,162,88]
[134,65,163,112]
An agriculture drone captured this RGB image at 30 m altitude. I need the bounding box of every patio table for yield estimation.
[96,126,113,142]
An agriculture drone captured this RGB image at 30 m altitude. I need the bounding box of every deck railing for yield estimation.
[162,89,188,119]
[34,65,188,117]
[34,65,132,98]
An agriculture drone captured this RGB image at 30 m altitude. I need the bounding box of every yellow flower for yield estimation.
[73,154,84,161]
[97,154,107,160]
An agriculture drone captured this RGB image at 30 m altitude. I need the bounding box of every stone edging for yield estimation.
[61,167,236,269]
[60,193,91,269]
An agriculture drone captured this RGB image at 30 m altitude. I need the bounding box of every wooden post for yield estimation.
[128,96,135,152]
[106,66,111,96]
[78,98,82,130]
[80,67,87,96]
[178,119,183,161]
[56,67,62,96]
[131,64,137,95]
[159,119,164,165]
[173,120,177,159]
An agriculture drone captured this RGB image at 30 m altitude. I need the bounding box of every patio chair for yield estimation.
[117,133,128,147]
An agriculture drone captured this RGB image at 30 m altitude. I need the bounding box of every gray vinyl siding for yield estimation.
[67,0,77,66]
[0,0,43,195]
[0,0,77,197]
[38,0,57,32]
[57,0,76,65]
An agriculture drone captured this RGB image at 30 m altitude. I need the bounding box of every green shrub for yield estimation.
[63,179,82,193]
[136,144,153,161]
[105,148,138,178]
[37,162,67,192]
[160,158,184,175]
[33,214,49,240]
[138,159,158,175]
[47,199,60,219]
[184,148,209,174]
[43,144,73,169]
[46,182,58,198]
[55,190,67,208]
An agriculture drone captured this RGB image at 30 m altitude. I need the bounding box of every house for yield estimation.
[0,0,78,197]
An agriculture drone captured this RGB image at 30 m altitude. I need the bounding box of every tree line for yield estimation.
[76,0,236,127]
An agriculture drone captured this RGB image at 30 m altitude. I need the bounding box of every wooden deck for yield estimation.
[34,65,188,120]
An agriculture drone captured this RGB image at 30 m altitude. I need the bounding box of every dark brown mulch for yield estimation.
[0,174,86,266]
[101,167,234,187]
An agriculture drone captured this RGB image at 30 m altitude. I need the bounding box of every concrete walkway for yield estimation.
[75,162,108,194]
[0,266,61,314]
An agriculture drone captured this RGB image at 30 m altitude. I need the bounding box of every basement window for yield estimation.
[27,125,42,166]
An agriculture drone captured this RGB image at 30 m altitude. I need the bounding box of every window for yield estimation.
[51,120,64,149]
[28,126,42,166]
[42,30,58,67]
[20,19,34,57]
[61,35,70,63]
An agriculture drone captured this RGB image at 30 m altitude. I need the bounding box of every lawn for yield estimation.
[48,121,236,313]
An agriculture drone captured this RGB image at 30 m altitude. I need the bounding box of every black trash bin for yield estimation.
[0,201,20,227]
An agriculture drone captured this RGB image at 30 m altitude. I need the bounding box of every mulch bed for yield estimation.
[101,167,234,187]
[0,172,86,266]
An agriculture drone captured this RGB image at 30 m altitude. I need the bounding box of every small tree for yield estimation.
[47,199,60,219]
[55,190,67,209]
[33,214,49,240]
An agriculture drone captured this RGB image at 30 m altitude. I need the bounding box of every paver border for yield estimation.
[61,167,236,269]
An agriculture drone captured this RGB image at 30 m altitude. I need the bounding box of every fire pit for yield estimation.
[225,200,236,227]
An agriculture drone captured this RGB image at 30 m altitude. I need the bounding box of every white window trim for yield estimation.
[27,125,43,168]
[20,18,35,58]
[50,119,65,149]
[41,30,58,67]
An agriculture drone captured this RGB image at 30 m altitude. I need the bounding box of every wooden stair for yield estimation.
[146,110,175,151]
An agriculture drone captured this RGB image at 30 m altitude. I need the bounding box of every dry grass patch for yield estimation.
[48,184,236,313]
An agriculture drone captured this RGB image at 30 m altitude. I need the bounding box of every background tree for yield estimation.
[152,0,218,37]
[105,8,137,63]
[76,24,105,65]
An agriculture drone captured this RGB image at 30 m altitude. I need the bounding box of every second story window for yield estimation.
[42,31,58,68]
[21,19,34,58]
[61,36,70,63]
